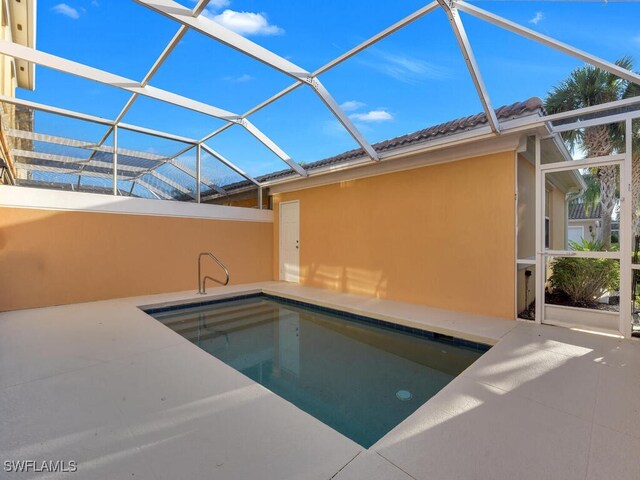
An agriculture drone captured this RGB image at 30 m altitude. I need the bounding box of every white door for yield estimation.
[279,201,299,282]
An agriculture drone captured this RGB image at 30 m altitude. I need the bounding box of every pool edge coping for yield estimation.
[137,286,500,347]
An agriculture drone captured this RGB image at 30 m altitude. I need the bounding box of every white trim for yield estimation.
[269,132,522,194]
[540,154,625,173]
[514,151,519,319]
[544,250,620,260]
[621,119,633,338]
[0,185,273,222]
[535,136,544,324]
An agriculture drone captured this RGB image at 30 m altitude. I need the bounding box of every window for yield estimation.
[545,217,550,249]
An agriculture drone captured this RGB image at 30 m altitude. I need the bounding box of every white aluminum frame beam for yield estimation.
[455,1,640,88]
[7,127,225,195]
[137,179,173,200]
[6,129,170,161]
[134,0,378,162]
[187,2,439,149]
[196,144,201,203]
[0,94,199,143]
[15,161,130,179]
[112,124,118,195]
[551,112,636,135]
[85,0,212,166]
[437,0,499,133]
[12,149,86,164]
[0,40,240,121]
[165,159,227,196]
[151,170,192,197]
[0,95,231,194]
[13,153,143,175]
[0,40,302,176]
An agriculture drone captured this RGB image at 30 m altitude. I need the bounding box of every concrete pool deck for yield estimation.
[0,282,638,479]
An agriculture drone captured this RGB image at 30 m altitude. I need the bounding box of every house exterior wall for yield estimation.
[273,151,516,320]
[568,219,599,243]
[0,205,274,311]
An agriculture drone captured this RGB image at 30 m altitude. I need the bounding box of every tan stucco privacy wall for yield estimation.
[0,191,273,311]
[273,151,517,319]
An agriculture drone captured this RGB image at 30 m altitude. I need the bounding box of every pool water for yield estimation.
[148,295,487,448]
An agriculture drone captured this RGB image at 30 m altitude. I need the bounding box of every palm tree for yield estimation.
[545,57,639,250]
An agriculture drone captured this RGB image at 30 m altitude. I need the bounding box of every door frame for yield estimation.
[534,133,632,336]
[279,200,300,283]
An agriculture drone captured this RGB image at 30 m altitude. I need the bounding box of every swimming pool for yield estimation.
[145,294,488,448]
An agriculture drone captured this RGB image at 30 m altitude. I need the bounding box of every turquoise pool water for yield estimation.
[147,295,487,448]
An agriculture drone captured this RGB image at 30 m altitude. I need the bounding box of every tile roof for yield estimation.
[569,202,602,220]
[206,97,544,196]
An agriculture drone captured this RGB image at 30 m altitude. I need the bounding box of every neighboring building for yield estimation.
[568,202,602,245]
[0,0,35,185]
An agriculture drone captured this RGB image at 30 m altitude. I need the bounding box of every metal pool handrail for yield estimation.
[198,252,230,294]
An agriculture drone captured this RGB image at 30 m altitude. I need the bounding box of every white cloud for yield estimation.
[529,11,544,25]
[349,110,393,122]
[204,9,283,36]
[52,3,80,19]
[340,100,366,112]
[362,50,450,85]
[223,73,254,82]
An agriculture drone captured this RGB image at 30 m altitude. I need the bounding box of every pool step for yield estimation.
[156,300,274,328]
[171,308,280,337]
[178,310,300,344]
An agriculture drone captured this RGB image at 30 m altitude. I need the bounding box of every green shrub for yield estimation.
[549,239,619,307]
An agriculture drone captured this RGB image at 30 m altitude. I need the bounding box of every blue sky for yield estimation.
[19,0,640,177]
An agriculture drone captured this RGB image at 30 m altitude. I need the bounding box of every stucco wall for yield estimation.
[0,206,273,311]
[273,151,516,319]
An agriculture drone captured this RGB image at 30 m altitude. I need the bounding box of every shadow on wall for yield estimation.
[0,206,274,312]
[301,264,388,298]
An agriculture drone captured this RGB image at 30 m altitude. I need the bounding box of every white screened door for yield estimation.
[279,201,300,282]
